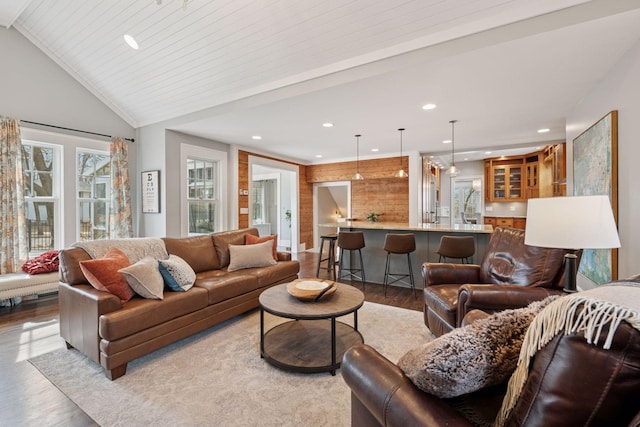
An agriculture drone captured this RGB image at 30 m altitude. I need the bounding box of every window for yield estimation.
[22,142,61,255]
[77,150,110,241]
[187,158,218,234]
[180,144,227,236]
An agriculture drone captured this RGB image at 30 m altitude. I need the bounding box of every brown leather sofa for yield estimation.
[422,227,574,337]
[58,228,299,380]
[342,307,640,426]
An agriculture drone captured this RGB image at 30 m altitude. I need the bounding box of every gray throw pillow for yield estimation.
[398,296,559,398]
[227,241,278,272]
[119,256,164,300]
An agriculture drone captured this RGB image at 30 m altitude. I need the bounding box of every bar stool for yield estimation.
[436,235,475,263]
[383,233,416,298]
[315,234,337,280]
[337,231,366,290]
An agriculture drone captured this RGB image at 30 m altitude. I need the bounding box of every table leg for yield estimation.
[331,317,336,376]
[354,309,358,331]
[260,308,264,358]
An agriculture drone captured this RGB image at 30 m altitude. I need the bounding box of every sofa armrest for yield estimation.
[342,344,473,427]
[421,263,481,287]
[457,284,564,326]
[276,251,292,262]
[58,282,122,364]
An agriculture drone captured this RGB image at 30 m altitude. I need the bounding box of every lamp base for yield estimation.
[563,252,578,293]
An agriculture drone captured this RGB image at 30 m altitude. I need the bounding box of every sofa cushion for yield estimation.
[99,287,209,341]
[398,296,558,398]
[79,247,135,303]
[195,275,260,305]
[159,255,196,291]
[241,261,300,287]
[245,233,278,260]
[212,228,259,267]
[228,241,277,272]
[162,235,220,273]
[119,257,164,300]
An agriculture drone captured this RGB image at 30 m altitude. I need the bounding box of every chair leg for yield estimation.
[407,253,416,298]
[383,252,391,296]
[358,249,365,291]
[315,238,326,277]
[337,248,344,281]
[328,240,336,280]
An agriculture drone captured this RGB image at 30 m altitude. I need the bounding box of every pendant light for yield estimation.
[395,128,408,178]
[446,120,460,177]
[352,134,364,180]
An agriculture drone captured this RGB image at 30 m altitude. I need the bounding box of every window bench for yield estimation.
[0,272,59,302]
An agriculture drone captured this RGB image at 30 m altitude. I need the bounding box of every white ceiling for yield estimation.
[6,0,640,165]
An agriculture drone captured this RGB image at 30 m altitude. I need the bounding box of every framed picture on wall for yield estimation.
[142,170,160,213]
[572,110,618,284]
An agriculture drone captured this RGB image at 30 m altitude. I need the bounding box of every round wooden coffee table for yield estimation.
[259,281,364,375]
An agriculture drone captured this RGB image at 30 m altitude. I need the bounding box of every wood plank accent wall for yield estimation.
[306,157,409,223]
[237,150,313,250]
[306,156,407,182]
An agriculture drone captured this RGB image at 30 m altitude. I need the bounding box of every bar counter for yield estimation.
[322,222,493,290]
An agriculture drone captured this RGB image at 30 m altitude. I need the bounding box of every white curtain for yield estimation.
[0,116,28,274]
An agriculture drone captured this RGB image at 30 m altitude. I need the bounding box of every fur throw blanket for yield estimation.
[494,281,640,426]
[398,296,559,398]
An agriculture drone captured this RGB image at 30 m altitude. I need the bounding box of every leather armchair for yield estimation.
[422,227,575,337]
[342,309,640,427]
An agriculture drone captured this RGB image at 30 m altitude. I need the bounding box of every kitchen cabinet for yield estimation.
[491,163,523,201]
[484,217,526,230]
[525,154,540,199]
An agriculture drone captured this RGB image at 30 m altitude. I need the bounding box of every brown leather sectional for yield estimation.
[58,228,299,380]
[342,306,640,426]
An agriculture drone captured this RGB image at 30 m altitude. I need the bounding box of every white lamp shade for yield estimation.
[525,195,620,249]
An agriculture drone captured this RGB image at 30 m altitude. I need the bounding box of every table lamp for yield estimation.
[524,195,620,292]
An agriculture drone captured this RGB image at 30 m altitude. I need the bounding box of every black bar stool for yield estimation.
[436,235,475,263]
[315,234,337,280]
[383,233,416,298]
[337,231,366,290]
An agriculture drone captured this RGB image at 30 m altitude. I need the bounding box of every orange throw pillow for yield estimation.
[245,234,278,261]
[80,247,135,303]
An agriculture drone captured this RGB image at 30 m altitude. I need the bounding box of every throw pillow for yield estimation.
[398,296,559,398]
[119,256,164,300]
[245,234,278,261]
[21,250,59,275]
[79,247,135,303]
[227,240,278,272]
[158,255,196,292]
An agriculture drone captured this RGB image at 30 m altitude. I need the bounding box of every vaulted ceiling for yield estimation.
[4,0,640,164]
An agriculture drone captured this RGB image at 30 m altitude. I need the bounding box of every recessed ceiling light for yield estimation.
[464,158,468,161]
[315,154,323,158]
[322,123,334,128]
[252,135,262,140]
[485,151,492,154]
[422,103,437,110]
[442,140,451,144]
[371,148,379,152]
[124,34,139,50]
[429,155,434,158]
[537,128,550,133]
[535,146,542,150]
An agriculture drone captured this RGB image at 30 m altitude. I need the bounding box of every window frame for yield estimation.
[22,140,63,255]
[76,148,111,241]
[180,144,227,236]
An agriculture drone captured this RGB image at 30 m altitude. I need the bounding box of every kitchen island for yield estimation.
[323,222,493,290]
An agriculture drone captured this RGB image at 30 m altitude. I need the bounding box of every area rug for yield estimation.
[30,302,434,426]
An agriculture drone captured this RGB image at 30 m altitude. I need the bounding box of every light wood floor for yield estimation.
[0,251,422,426]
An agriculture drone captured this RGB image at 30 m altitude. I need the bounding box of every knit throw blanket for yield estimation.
[494,281,640,427]
[72,238,168,263]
